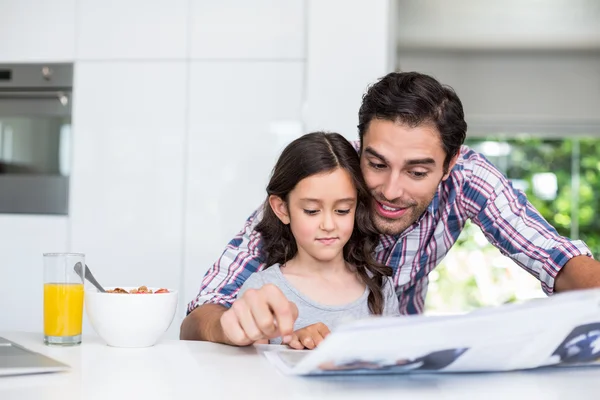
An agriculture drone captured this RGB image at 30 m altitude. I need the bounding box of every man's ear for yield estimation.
[442,152,460,181]
[268,195,290,224]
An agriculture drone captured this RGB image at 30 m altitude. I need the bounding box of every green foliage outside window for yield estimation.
[425,137,600,314]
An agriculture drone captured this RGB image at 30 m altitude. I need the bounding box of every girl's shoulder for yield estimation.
[238,263,283,296]
[249,263,284,284]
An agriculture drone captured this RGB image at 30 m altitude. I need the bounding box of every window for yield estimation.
[425,137,600,313]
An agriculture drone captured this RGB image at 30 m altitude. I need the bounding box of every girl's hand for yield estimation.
[220,284,298,346]
[287,322,331,350]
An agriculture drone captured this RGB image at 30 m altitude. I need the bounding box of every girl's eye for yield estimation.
[303,209,319,215]
[336,209,351,215]
[368,161,386,170]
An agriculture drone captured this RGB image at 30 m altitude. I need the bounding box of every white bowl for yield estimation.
[85,286,178,348]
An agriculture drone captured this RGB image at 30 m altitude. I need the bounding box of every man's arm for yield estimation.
[460,149,595,295]
[554,255,600,292]
[180,304,231,343]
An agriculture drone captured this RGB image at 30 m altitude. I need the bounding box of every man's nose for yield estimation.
[380,172,404,202]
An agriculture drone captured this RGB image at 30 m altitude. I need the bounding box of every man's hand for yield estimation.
[287,322,331,350]
[220,284,299,346]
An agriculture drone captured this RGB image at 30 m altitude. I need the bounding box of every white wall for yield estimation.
[395,0,600,50]
[0,0,393,338]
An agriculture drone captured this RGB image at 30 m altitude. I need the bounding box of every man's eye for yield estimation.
[303,209,319,215]
[410,171,429,179]
[369,161,386,170]
[336,209,351,215]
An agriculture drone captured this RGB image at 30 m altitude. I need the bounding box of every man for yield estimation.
[180,71,600,346]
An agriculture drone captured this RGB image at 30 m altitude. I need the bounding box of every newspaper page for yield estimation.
[263,288,600,376]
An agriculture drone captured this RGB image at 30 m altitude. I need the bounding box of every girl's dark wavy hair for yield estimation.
[255,131,392,315]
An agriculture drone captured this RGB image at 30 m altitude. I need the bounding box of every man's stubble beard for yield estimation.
[369,191,436,236]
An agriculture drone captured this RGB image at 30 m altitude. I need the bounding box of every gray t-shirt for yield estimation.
[237,264,401,344]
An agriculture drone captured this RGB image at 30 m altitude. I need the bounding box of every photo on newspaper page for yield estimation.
[545,323,600,368]
[263,347,470,376]
[310,348,469,375]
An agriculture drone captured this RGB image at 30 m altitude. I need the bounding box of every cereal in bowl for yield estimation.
[106,286,169,294]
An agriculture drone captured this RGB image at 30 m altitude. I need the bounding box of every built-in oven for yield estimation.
[0,63,73,215]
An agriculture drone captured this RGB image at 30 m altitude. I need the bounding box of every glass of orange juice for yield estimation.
[43,253,85,346]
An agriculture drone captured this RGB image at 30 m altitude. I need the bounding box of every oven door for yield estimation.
[0,64,72,215]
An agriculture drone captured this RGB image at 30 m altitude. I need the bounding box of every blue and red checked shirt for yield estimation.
[187,145,593,315]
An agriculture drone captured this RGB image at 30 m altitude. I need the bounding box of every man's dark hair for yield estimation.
[358,71,467,172]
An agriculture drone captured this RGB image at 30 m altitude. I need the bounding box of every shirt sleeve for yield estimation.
[186,208,268,314]
[382,277,401,317]
[237,271,267,299]
[459,149,593,295]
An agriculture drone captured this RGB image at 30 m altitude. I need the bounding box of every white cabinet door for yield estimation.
[190,0,305,60]
[0,0,76,62]
[304,0,392,139]
[76,0,188,60]
[0,215,68,332]
[183,61,304,309]
[70,62,187,337]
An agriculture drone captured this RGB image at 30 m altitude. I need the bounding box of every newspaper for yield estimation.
[263,288,600,375]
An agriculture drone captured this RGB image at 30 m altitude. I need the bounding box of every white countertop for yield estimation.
[2,331,600,400]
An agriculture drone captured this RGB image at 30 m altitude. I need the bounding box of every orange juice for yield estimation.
[43,283,84,337]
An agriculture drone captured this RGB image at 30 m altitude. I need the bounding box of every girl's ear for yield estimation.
[268,195,290,225]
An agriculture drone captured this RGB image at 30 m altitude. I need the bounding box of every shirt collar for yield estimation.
[427,190,439,215]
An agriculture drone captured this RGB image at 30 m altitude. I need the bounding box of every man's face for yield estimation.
[360,119,457,236]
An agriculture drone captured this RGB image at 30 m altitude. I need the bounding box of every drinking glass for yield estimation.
[43,253,85,346]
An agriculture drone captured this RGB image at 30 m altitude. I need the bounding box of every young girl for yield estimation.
[237,131,400,349]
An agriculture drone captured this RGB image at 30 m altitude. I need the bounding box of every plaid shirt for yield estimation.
[187,145,592,315]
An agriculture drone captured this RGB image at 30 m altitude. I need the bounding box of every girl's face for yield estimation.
[270,167,357,264]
